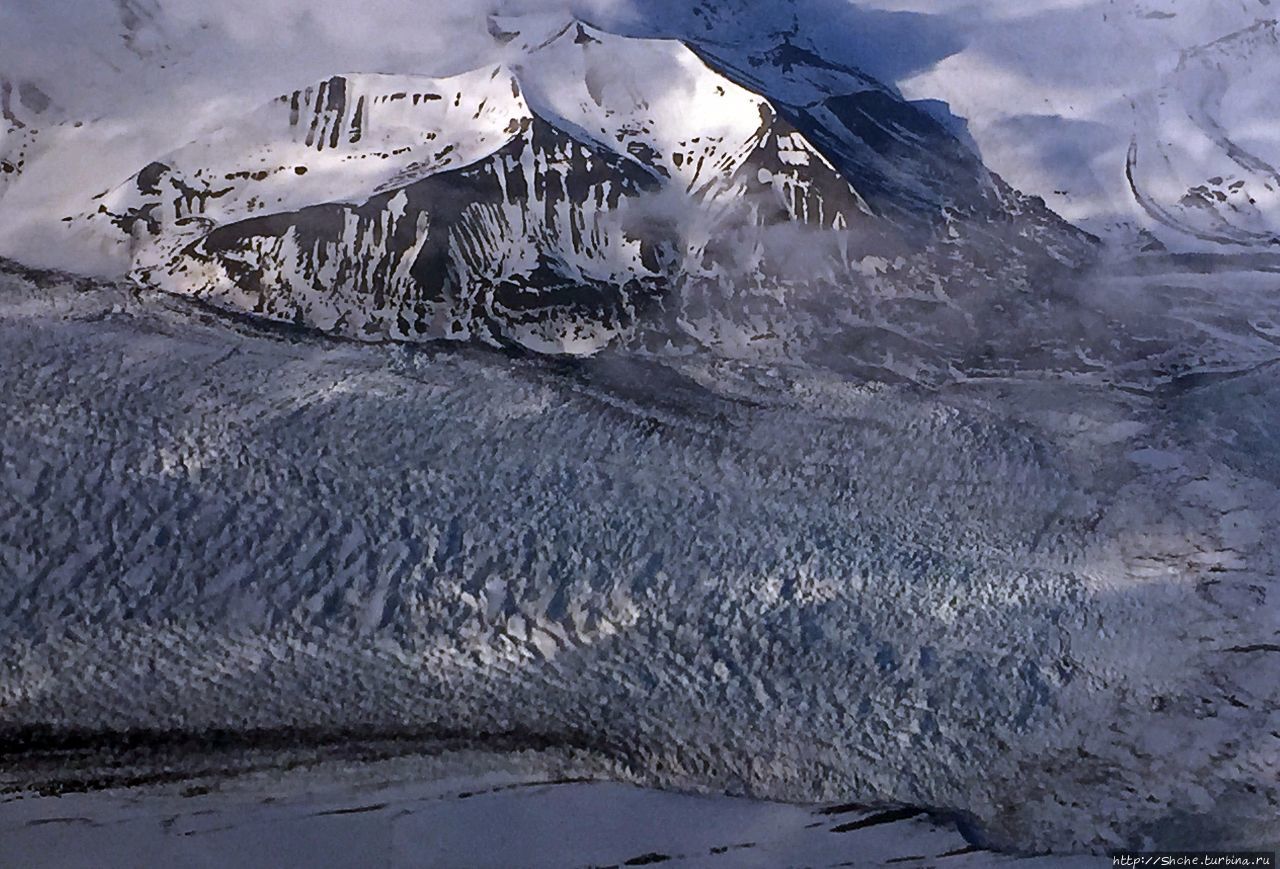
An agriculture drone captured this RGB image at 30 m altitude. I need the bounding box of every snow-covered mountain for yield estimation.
[100,21,887,353]
[7,0,1280,267]
[0,6,1094,355]
[607,0,1280,251]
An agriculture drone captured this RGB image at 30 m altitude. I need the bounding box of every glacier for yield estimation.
[3,250,1280,855]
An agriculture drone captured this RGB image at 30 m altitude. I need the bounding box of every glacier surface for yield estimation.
[3,255,1280,852]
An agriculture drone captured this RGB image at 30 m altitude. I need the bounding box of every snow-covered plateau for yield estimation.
[3,0,1280,865]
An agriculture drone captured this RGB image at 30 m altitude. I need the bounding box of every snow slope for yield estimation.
[798,0,1280,249]
[1128,19,1280,247]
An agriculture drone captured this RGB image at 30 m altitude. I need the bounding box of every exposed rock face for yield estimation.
[0,78,51,196]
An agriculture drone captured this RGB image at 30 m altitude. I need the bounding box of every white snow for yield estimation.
[6,1,1280,260]
[807,0,1280,247]
[1,10,890,354]
[586,0,1280,250]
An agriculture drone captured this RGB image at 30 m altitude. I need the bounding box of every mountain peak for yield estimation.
[483,13,606,55]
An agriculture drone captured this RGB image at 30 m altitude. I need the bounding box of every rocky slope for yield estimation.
[103,23,884,353]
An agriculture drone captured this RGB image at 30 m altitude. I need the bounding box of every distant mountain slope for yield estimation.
[628,0,1280,250]
[1128,19,1280,247]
